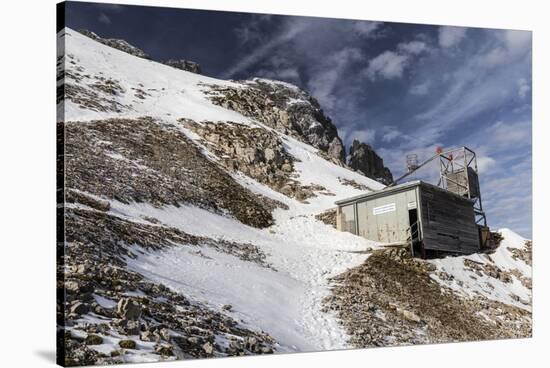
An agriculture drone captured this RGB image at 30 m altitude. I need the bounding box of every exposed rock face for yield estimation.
[324,249,531,347]
[78,29,150,59]
[315,208,337,228]
[204,78,346,164]
[164,59,202,74]
[508,240,532,266]
[337,177,376,191]
[63,117,275,228]
[348,140,393,185]
[62,55,131,114]
[183,119,331,202]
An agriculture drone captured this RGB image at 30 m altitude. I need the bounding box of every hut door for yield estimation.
[408,209,419,241]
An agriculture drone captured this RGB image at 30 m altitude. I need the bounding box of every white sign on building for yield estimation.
[373,203,396,215]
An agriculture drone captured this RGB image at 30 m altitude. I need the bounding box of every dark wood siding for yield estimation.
[419,183,480,253]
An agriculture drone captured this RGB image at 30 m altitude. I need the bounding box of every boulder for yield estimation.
[116,298,142,320]
[163,59,202,74]
[65,281,80,293]
[124,320,141,335]
[118,339,137,349]
[202,341,214,355]
[85,334,103,345]
[70,302,90,315]
[155,344,174,356]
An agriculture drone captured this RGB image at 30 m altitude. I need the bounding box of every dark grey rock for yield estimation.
[70,302,90,315]
[78,29,150,59]
[163,59,201,74]
[348,140,393,185]
[116,298,141,320]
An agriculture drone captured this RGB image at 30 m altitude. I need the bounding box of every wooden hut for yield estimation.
[335,180,480,257]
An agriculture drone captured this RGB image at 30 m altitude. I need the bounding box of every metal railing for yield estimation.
[406,221,421,256]
[407,221,420,242]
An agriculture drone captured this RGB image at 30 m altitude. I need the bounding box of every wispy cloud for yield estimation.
[517,78,530,99]
[380,126,401,143]
[98,13,111,25]
[409,81,431,95]
[222,18,310,79]
[364,51,409,80]
[398,40,429,55]
[352,21,383,38]
[364,39,430,80]
[438,26,467,48]
[307,47,364,110]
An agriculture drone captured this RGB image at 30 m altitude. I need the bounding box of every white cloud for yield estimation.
[234,14,273,45]
[222,18,310,78]
[413,35,531,144]
[381,126,401,142]
[517,78,530,99]
[485,120,531,148]
[98,13,111,25]
[476,155,496,174]
[365,39,430,81]
[504,30,532,55]
[480,29,531,67]
[353,128,377,143]
[307,48,363,110]
[256,67,301,84]
[352,21,383,37]
[364,51,409,80]
[409,81,431,96]
[398,40,429,55]
[96,3,124,12]
[438,26,467,48]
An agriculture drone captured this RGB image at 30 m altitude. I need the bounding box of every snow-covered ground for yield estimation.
[60,26,531,354]
[429,229,531,310]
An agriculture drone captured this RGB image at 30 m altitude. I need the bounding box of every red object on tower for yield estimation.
[436,146,443,155]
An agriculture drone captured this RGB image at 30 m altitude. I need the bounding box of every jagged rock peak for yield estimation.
[77,29,150,59]
[164,59,202,74]
[205,77,346,164]
[348,139,393,185]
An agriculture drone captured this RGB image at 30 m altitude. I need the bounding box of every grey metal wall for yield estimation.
[419,183,480,253]
[336,204,357,234]
[355,188,418,243]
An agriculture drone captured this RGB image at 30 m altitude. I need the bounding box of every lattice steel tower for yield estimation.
[437,147,486,226]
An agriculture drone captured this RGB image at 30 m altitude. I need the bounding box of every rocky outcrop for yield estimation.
[203,78,346,164]
[315,208,337,228]
[183,119,331,202]
[163,59,201,74]
[508,240,532,266]
[347,140,393,185]
[63,117,276,228]
[78,29,150,59]
[323,248,531,347]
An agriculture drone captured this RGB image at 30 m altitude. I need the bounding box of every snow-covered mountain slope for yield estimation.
[58,27,531,365]
[429,229,532,309]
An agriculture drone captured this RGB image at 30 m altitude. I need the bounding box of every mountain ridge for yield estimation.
[73,27,392,184]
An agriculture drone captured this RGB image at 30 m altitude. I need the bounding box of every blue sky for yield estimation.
[64,2,532,237]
